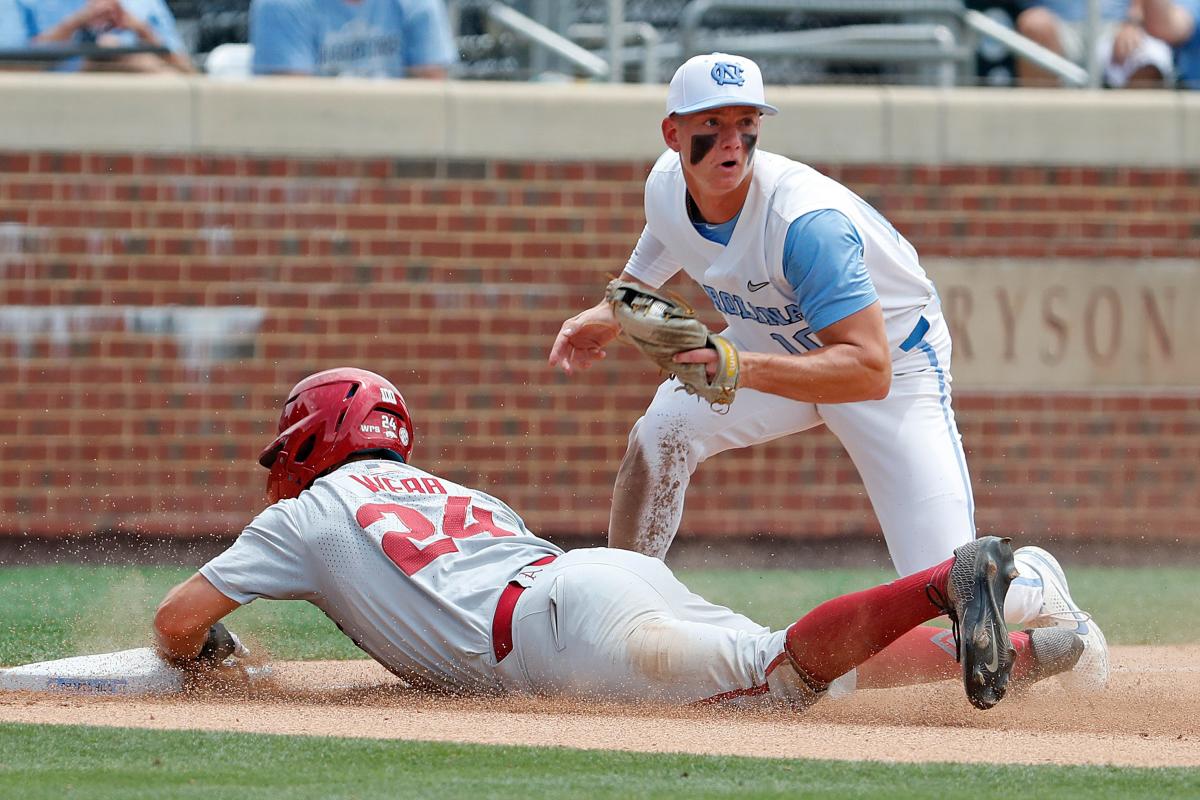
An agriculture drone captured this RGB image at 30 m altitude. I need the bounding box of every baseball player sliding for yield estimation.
[155,368,1095,710]
[548,52,1107,688]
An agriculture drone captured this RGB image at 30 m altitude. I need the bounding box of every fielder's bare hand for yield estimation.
[548,302,621,375]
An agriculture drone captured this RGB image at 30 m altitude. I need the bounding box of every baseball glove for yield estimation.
[605,279,739,409]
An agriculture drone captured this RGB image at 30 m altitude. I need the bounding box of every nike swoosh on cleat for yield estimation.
[747,280,769,292]
[984,641,999,673]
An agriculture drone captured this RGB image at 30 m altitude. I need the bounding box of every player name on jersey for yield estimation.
[348,473,447,495]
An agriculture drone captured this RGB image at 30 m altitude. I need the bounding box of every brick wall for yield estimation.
[2,152,1198,542]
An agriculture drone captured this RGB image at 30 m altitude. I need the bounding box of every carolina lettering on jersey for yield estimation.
[348,473,447,495]
[701,284,805,327]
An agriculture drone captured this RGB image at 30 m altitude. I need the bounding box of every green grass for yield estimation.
[2,566,1197,798]
[1,564,1197,667]
[677,566,1200,645]
[0,723,1195,800]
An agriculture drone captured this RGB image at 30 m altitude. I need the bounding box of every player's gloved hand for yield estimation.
[195,622,250,667]
[605,279,739,409]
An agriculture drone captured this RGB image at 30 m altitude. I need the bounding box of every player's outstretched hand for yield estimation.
[197,622,250,665]
[548,302,621,375]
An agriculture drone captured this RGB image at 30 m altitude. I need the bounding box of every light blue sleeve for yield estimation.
[782,208,879,333]
[199,503,316,604]
[1033,0,1128,22]
[141,0,186,53]
[401,0,458,67]
[250,0,317,75]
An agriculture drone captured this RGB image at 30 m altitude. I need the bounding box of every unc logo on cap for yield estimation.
[710,61,745,87]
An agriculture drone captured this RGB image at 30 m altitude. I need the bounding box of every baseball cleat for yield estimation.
[1013,546,1109,691]
[931,536,1018,710]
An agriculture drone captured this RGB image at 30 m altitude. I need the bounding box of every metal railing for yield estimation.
[679,0,969,58]
[458,0,1106,88]
[703,24,968,87]
[961,9,1089,87]
[568,21,663,83]
[485,2,611,79]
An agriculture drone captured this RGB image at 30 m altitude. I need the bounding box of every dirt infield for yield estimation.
[1,645,1197,768]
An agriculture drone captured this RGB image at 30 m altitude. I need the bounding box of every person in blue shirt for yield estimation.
[0,0,33,50]
[1015,0,1174,86]
[1145,0,1200,87]
[26,0,195,73]
[250,0,458,79]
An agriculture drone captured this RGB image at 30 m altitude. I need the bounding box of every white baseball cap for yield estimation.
[666,53,778,117]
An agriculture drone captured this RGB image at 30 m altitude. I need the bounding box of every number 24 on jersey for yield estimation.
[356,496,517,576]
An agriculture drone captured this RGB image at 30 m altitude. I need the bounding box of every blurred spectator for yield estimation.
[250,0,457,78]
[0,0,34,49]
[25,0,196,73]
[1015,0,1174,86]
[1144,0,1200,87]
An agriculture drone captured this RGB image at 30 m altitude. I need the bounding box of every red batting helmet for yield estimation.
[258,367,414,504]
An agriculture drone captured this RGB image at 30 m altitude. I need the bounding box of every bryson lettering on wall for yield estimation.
[924,260,1199,389]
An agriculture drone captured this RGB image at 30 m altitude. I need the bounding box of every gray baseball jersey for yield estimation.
[200,459,562,692]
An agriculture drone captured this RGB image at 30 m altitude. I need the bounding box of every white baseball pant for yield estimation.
[493,548,824,705]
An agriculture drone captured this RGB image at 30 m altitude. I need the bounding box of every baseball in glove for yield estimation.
[605,279,739,409]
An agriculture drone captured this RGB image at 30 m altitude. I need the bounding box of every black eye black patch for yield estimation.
[740,133,758,158]
[689,133,718,165]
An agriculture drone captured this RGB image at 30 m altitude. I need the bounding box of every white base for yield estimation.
[0,647,185,695]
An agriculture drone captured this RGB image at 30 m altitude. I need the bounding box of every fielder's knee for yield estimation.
[623,412,703,477]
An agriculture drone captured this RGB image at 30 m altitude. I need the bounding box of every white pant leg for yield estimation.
[509,548,812,706]
[613,380,822,558]
[818,318,976,577]
[816,316,1043,624]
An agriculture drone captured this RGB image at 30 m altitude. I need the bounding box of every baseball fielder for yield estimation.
[153,368,1095,709]
[548,53,1107,681]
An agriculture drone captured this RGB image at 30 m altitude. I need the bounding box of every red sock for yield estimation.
[855,627,1034,689]
[785,557,954,686]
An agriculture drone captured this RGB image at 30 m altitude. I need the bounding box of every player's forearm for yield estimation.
[153,572,241,663]
[153,608,214,662]
[738,345,891,404]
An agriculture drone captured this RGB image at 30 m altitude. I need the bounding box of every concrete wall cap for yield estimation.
[0,74,1190,166]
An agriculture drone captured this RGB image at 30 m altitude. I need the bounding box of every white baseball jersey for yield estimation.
[612,148,1051,626]
[200,459,834,705]
[200,459,562,693]
[628,149,936,355]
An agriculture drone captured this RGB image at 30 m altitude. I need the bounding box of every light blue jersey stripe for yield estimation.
[917,340,975,531]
